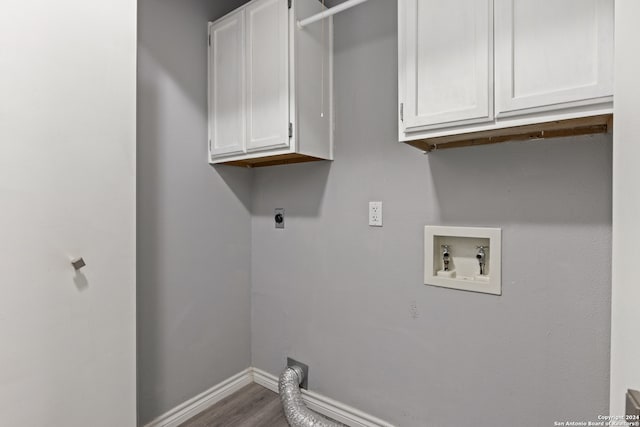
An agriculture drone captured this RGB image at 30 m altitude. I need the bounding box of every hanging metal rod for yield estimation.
[297,0,370,28]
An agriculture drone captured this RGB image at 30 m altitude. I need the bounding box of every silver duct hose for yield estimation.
[279,366,347,427]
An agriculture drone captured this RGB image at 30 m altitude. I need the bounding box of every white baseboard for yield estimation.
[251,368,395,427]
[144,367,395,427]
[143,368,253,427]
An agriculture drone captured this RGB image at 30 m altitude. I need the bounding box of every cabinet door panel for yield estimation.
[246,0,289,152]
[209,11,245,157]
[401,0,493,131]
[495,0,614,117]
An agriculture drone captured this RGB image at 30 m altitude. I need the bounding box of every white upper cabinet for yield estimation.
[398,0,614,148]
[208,0,333,167]
[245,0,289,152]
[495,0,614,117]
[400,0,493,131]
[209,11,245,157]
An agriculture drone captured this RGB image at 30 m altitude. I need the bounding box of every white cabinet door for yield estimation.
[209,11,246,157]
[495,0,614,117]
[400,0,493,131]
[1,0,136,425]
[245,0,290,152]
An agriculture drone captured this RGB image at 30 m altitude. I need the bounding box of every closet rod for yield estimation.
[297,0,370,28]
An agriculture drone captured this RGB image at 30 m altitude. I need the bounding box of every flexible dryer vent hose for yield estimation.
[279,366,347,427]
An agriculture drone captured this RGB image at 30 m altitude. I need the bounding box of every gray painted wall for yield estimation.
[137,0,251,424]
[251,1,612,426]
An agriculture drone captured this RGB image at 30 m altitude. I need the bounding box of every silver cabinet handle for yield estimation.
[71,257,86,271]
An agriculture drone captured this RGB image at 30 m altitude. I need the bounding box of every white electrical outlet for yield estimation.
[369,201,383,227]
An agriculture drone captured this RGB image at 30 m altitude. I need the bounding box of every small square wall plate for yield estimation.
[425,226,502,295]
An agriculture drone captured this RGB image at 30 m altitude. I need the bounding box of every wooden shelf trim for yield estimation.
[217,153,326,168]
[404,114,613,153]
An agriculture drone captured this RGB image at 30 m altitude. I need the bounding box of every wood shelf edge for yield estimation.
[404,114,613,153]
[214,153,328,168]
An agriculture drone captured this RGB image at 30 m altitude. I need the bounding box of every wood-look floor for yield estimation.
[179,383,290,427]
